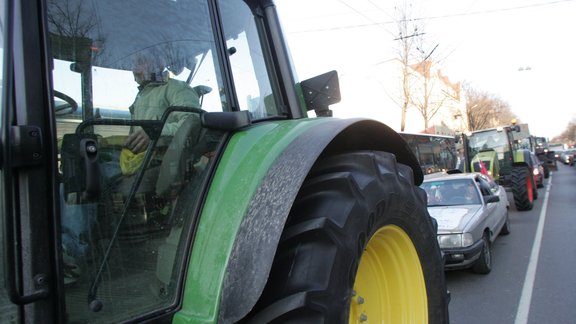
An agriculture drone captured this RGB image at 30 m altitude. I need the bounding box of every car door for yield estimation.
[476,177,499,233]
[479,176,507,236]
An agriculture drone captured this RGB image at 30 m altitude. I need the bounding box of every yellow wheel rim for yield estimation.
[349,225,428,323]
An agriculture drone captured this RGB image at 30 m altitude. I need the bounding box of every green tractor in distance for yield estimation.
[509,124,556,177]
[0,0,449,323]
[529,136,558,174]
[462,124,538,211]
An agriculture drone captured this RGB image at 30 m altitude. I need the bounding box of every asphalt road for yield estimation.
[445,163,576,324]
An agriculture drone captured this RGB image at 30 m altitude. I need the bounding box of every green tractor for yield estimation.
[530,136,558,174]
[0,0,449,323]
[462,125,538,211]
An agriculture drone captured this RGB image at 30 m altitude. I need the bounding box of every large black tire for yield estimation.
[245,151,448,323]
[472,234,492,274]
[511,166,534,211]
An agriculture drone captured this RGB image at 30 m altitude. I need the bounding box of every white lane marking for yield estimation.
[514,173,552,324]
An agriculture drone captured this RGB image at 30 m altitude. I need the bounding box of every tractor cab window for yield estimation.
[219,0,282,118]
[468,130,507,159]
[468,130,512,178]
[48,0,276,322]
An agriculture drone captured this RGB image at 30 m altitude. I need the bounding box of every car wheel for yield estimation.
[246,151,449,323]
[472,234,492,274]
[500,210,511,235]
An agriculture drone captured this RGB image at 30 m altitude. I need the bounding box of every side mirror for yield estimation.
[300,70,341,117]
[484,195,500,204]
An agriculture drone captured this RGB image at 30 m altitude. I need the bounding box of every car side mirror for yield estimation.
[485,195,500,203]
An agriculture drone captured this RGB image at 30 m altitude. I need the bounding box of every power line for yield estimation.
[421,0,575,21]
[287,0,575,34]
[336,0,396,37]
[393,32,426,41]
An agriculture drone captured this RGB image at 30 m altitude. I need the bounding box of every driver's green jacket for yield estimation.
[129,78,200,136]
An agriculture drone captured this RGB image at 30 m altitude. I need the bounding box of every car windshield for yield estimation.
[421,179,481,206]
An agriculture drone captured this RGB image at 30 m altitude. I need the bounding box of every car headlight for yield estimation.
[462,233,474,247]
[437,234,462,248]
[437,233,475,248]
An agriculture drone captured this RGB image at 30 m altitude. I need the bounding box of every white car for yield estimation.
[421,172,510,274]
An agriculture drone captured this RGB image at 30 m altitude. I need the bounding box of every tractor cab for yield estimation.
[463,124,537,211]
[17,1,340,322]
[48,2,259,321]
[466,127,515,183]
[46,0,304,321]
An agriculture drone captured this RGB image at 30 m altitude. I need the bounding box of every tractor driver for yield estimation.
[120,51,201,174]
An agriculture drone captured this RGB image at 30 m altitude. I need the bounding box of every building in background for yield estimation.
[332,58,466,136]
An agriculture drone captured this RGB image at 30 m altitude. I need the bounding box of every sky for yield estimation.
[275,0,576,139]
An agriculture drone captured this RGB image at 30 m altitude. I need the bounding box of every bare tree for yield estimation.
[394,2,453,133]
[47,0,108,65]
[464,83,517,131]
[393,2,422,132]
[410,58,453,132]
[552,118,576,146]
[47,0,107,120]
[47,0,99,38]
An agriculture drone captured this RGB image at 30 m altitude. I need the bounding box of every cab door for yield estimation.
[0,0,62,322]
[4,0,247,321]
[2,0,286,322]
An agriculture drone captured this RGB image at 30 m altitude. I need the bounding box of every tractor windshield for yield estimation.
[466,129,512,180]
[50,0,283,127]
[467,129,509,161]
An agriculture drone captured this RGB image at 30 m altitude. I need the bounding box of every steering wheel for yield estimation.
[54,90,78,115]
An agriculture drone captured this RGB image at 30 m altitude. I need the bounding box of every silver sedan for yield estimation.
[421,172,510,274]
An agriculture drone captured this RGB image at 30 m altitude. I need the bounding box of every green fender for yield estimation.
[513,149,529,164]
[173,118,421,324]
[512,149,532,171]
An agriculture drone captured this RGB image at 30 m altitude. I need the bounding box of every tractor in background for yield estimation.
[461,122,538,211]
[528,136,558,175]
[508,123,557,176]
